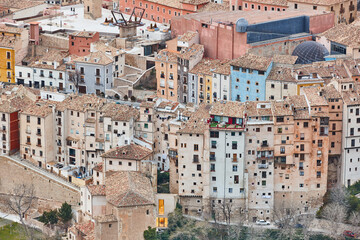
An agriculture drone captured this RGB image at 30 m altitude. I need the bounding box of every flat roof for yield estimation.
[177,9,331,25]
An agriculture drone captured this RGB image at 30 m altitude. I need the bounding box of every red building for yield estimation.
[230,0,288,11]
[171,10,334,60]
[69,31,100,57]
[117,0,209,24]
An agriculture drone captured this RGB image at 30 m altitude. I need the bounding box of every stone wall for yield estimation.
[40,34,69,50]
[0,157,80,212]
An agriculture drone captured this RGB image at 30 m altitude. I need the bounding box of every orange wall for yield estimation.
[69,32,100,57]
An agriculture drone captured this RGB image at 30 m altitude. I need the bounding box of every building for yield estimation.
[230,54,273,102]
[84,0,102,20]
[171,10,334,60]
[288,0,356,25]
[20,101,55,168]
[116,0,209,24]
[211,60,231,102]
[230,0,288,11]
[69,31,100,57]
[70,51,114,95]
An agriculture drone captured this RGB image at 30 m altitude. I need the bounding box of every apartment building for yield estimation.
[177,104,210,216]
[245,101,275,222]
[212,60,231,102]
[230,54,273,102]
[16,50,68,90]
[69,31,99,57]
[204,101,247,221]
[20,101,55,168]
[102,103,139,150]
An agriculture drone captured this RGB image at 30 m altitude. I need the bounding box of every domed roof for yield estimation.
[292,41,329,64]
[236,18,248,33]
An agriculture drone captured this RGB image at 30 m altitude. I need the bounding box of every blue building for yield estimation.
[230,54,273,102]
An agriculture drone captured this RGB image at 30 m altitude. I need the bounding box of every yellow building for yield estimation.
[189,59,221,104]
[0,37,16,83]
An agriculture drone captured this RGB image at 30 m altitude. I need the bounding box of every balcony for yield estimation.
[261,142,269,148]
[193,159,199,163]
[1,118,5,122]
[258,164,268,169]
[36,132,41,136]
[36,144,42,147]
[40,74,44,77]
[210,156,216,161]
[350,4,355,11]
[26,142,31,145]
[26,130,31,134]
[160,74,165,78]
[340,7,345,14]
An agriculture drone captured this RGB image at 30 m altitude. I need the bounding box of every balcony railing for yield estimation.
[258,164,268,169]
[340,7,345,14]
[350,4,355,11]
[26,130,31,134]
[1,118,5,122]
[210,156,216,161]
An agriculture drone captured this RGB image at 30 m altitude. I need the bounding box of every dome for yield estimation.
[236,18,248,33]
[292,41,329,64]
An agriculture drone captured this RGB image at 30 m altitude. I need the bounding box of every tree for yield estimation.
[58,202,72,227]
[144,226,157,240]
[68,70,82,93]
[321,202,347,237]
[6,184,35,240]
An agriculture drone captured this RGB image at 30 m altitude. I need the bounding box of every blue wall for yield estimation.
[246,16,310,44]
[230,62,273,102]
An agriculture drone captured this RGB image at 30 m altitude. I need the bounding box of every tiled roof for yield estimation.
[180,0,209,5]
[71,221,94,238]
[20,101,54,117]
[94,214,117,223]
[101,144,152,160]
[0,25,23,34]
[178,104,211,134]
[87,185,106,196]
[321,84,342,99]
[343,59,360,76]
[92,41,124,57]
[102,102,139,121]
[155,49,178,62]
[93,162,103,172]
[319,24,360,48]
[0,0,44,10]
[157,101,179,110]
[267,67,297,82]
[212,60,231,75]
[271,101,293,116]
[106,171,155,207]
[190,58,222,75]
[57,94,106,112]
[198,1,229,12]
[245,101,273,117]
[210,101,245,118]
[342,90,360,105]
[72,51,113,65]
[140,101,156,108]
[273,55,298,65]
[231,54,272,71]
[178,44,204,60]
[178,31,198,42]
[0,35,16,48]
[302,87,328,106]
[0,95,32,113]
[70,31,97,38]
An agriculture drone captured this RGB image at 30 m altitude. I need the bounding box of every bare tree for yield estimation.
[349,211,360,236]
[329,186,349,208]
[321,202,347,237]
[6,184,36,240]
[68,70,82,93]
[272,205,299,240]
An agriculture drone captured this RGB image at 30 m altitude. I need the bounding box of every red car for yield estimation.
[343,230,355,238]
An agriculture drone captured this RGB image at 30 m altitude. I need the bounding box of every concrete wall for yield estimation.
[125,53,147,70]
[0,157,79,209]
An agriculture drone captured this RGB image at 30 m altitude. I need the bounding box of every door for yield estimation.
[79,85,86,94]
[59,82,63,91]
[38,161,42,168]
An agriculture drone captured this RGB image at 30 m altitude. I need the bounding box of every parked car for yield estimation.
[256,220,270,225]
[343,230,355,238]
[295,224,304,228]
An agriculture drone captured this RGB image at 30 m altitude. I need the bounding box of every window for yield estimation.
[233,165,238,172]
[303,122,308,128]
[194,144,199,151]
[210,164,215,172]
[232,141,237,149]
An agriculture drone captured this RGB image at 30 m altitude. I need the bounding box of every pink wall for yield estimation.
[309,13,335,34]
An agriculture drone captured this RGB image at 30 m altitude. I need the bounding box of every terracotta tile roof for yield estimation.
[210,101,245,118]
[72,51,113,65]
[0,35,16,48]
[93,162,103,172]
[342,91,360,105]
[230,54,272,71]
[157,101,179,110]
[101,144,152,160]
[267,66,297,82]
[92,41,124,57]
[321,84,342,99]
[180,0,209,5]
[178,104,211,134]
[198,1,229,12]
[102,102,139,121]
[212,60,231,75]
[155,49,178,62]
[273,54,298,65]
[106,171,155,207]
[245,101,273,117]
[71,221,94,238]
[190,58,222,75]
[319,24,360,48]
[87,185,106,196]
[20,101,54,117]
[57,94,106,112]
[286,95,308,109]
[0,0,44,10]
[271,101,293,116]
[0,95,32,113]
[178,44,204,60]
[70,31,97,38]
[178,31,198,42]
[343,59,360,76]
[0,25,23,34]
[302,87,328,106]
